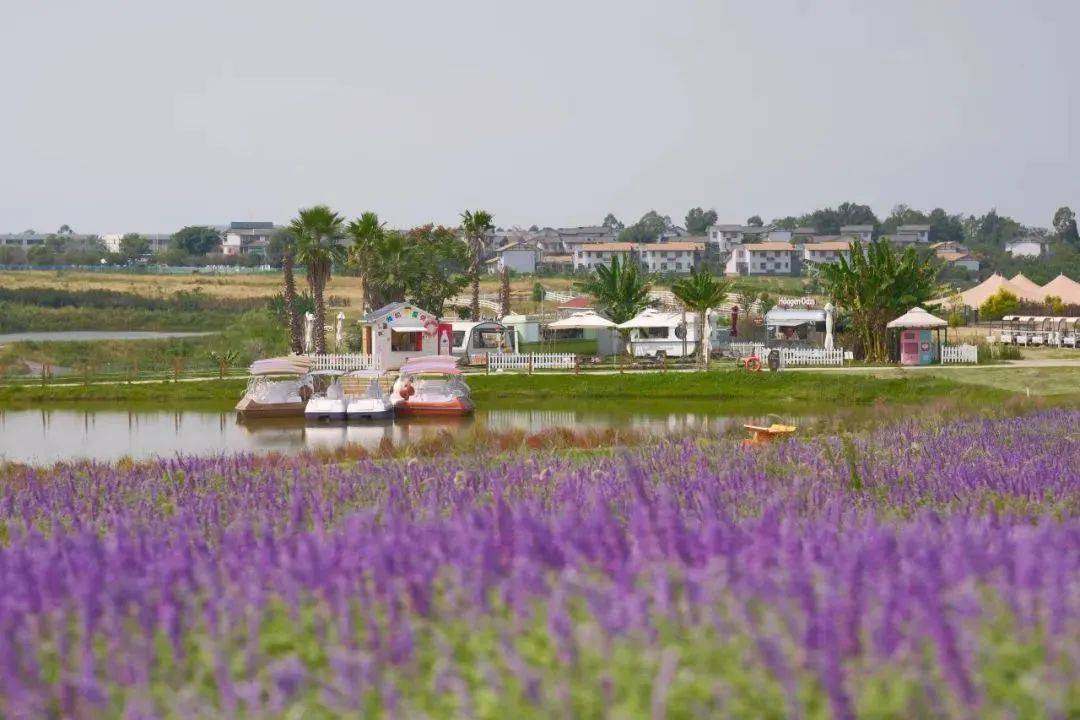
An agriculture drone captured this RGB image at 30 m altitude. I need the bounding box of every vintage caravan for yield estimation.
[619,309,717,358]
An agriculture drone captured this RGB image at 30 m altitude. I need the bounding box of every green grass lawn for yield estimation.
[468,368,1010,408]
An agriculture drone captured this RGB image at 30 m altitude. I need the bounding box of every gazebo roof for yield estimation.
[886,306,948,329]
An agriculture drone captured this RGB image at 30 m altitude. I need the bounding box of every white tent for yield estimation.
[886,306,948,329]
[1040,274,1080,305]
[548,311,617,329]
[547,311,620,356]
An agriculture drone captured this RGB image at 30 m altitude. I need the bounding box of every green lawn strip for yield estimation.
[467,369,1008,407]
[0,379,246,408]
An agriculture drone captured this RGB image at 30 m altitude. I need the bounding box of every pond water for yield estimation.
[0,406,805,465]
[0,331,215,344]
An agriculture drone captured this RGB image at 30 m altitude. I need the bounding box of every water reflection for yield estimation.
[0,407,806,465]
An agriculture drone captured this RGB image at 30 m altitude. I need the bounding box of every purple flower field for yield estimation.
[0,410,1077,718]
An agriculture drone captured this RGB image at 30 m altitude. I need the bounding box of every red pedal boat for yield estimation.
[391,356,475,416]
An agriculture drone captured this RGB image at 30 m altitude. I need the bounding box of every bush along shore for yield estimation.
[0,411,1076,717]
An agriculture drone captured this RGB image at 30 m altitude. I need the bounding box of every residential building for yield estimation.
[706,224,773,254]
[538,254,573,273]
[937,252,980,272]
[556,225,619,255]
[791,227,818,243]
[839,225,874,243]
[637,241,704,274]
[572,242,636,272]
[725,242,800,276]
[222,222,273,256]
[101,233,172,254]
[1005,236,1046,258]
[802,240,860,267]
[1,232,97,248]
[890,224,930,245]
[486,240,538,274]
[929,240,967,254]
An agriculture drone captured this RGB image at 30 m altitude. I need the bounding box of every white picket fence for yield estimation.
[729,342,767,358]
[488,353,576,372]
[779,348,845,367]
[727,343,846,367]
[543,289,575,303]
[941,344,978,364]
[309,354,382,372]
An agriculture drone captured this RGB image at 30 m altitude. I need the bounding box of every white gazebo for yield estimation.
[547,311,621,357]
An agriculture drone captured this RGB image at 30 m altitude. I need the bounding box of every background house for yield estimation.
[892,224,930,244]
[573,242,636,272]
[487,240,538,274]
[222,222,273,257]
[1005,236,1047,258]
[725,242,800,276]
[637,241,703,274]
[839,225,874,243]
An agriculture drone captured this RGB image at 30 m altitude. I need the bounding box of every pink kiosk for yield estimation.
[886,307,949,366]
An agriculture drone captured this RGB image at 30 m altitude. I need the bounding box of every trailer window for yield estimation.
[640,326,668,339]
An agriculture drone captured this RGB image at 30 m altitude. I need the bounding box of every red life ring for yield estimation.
[400,382,415,400]
[744,355,762,372]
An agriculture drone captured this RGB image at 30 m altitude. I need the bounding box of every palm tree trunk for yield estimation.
[283,250,303,354]
[313,277,327,355]
[358,273,369,314]
[470,270,480,320]
[698,311,707,368]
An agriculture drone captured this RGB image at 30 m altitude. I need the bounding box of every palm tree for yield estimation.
[577,256,652,356]
[346,211,384,313]
[671,267,732,366]
[816,239,938,362]
[290,205,346,354]
[460,209,494,319]
[271,228,304,354]
[366,231,413,308]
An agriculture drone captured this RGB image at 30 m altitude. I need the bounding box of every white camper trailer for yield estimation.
[619,309,717,358]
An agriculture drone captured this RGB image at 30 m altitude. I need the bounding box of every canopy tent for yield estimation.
[886,307,948,329]
[936,273,1045,309]
[548,311,617,329]
[1010,273,1047,300]
[547,311,620,357]
[1040,274,1080,305]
